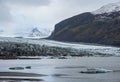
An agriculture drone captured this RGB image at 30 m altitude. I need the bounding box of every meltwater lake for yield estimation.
[0,57,120,82]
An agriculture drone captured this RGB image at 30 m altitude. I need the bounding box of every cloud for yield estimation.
[0,0,120,36]
[4,0,51,6]
[0,0,51,24]
[0,0,52,35]
[0,0,12,24]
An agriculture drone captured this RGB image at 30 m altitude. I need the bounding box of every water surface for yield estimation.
[0,57,120,82]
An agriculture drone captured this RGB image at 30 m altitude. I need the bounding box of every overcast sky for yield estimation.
[0,0,120,35]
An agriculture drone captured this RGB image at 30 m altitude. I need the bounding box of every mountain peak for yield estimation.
[29,27,43,37]
[92,2,120,14]
[31,27,40,33]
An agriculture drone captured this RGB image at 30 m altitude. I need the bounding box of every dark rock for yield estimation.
[49,11,120,46]
[25,66,31,69]
[9,67,24,70]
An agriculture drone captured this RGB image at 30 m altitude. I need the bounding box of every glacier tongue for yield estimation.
[0,37,120,56]
[92,2,120,14]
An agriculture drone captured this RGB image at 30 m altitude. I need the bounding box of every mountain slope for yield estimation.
[49,2,120,46]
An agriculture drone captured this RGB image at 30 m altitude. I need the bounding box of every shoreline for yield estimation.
[0,72,46,76]
[0,72,46,81]
[0,78,43,81]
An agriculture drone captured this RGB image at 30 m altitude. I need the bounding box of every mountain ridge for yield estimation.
[49,2,120,46]
[92,1,120,14]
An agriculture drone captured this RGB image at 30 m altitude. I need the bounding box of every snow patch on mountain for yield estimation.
[92,2,120,14]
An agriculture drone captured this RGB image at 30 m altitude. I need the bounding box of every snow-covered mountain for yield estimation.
[13,27,51,38]
[28,27,46,38]
[92,2,120,14]
[0,27,51,38]
[49,1,120,46]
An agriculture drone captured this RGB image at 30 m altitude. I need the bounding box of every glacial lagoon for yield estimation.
[0,57,120,82]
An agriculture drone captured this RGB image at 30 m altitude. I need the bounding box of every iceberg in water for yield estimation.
[80,68,113,74]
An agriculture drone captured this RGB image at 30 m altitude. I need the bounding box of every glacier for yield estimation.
[0,37,120,56]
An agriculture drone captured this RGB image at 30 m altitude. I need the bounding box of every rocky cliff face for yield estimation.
[49,2,120,46]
